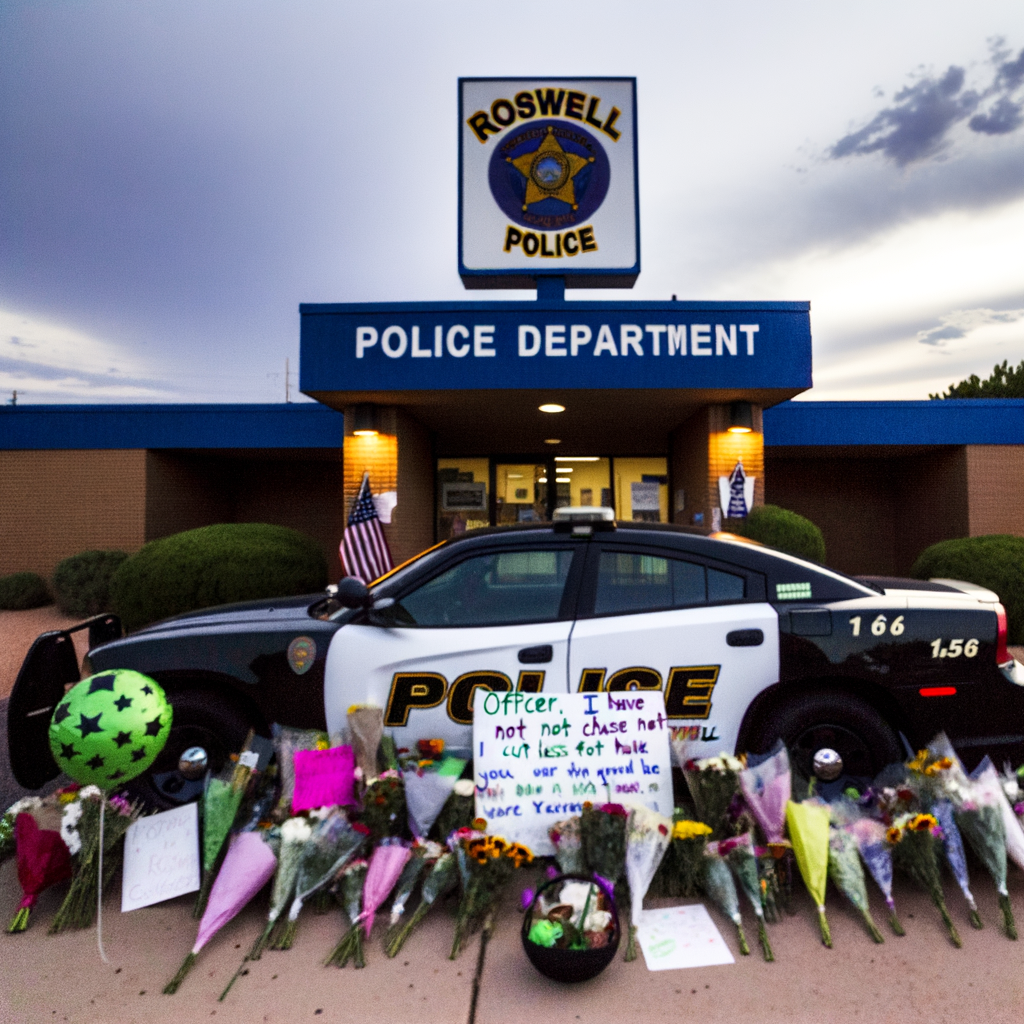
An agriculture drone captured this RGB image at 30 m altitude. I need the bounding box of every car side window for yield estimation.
[592,551,745,616]
[387,549,575,627]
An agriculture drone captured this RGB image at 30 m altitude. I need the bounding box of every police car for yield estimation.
[8,509,1022,803]
[324,507,1024,781]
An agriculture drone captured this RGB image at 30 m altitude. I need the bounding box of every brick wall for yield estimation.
[0,450,147,577]
[966,445,1024,537]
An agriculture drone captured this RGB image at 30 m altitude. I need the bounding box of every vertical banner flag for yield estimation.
[340,473,393,583]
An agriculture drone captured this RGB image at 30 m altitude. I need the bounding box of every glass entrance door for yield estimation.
[495,462,548,525]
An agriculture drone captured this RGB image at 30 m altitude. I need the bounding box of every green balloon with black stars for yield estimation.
[49,670,173,789]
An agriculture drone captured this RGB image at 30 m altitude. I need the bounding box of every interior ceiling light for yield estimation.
[555,456,599,462]
[728,401,753,434]
[539,403,565,413]
[544,438,562,445]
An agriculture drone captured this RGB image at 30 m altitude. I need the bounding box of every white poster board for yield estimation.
[472,690,673,855]
[121,803,200,912]
[637,904,735,970]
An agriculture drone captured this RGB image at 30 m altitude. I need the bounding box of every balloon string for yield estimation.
[97,793,108,963]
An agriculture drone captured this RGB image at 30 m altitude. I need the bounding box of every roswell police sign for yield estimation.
[459,78,639,289]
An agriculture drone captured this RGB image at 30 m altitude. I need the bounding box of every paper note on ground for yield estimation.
[473,690,673,855]
[121,803,200,912]
[637,904,736,970]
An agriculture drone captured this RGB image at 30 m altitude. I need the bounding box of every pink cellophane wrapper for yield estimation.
[359,842,411,937]
[739,745,791,844]
[193,832,277,954]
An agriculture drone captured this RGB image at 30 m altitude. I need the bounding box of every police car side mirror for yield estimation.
[335,576,372,609]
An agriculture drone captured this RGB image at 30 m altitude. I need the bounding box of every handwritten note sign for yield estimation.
[292,746,355,812]
[121,803,200,912]
[472,691,673,855]
[637,904,735,970]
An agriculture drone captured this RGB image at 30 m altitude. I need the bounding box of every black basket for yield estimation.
[521,874,620,983]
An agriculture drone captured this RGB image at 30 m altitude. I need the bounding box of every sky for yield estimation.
[0,0,1022,405]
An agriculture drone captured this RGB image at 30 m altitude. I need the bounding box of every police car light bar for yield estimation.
[552,506,616,534]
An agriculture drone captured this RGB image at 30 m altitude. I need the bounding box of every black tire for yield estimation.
[746,689,902,781]
[125,688,258,810]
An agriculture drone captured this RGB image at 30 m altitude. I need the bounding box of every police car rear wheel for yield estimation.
[749,689,901,782]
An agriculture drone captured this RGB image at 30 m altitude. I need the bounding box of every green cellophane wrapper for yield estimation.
[194,776,246,918]
[955,804,1016,939]
[386,851,459,958]
[701,852,749,955]
[785,800,831,948]
[580,804,628,895]
[828,825,884,943]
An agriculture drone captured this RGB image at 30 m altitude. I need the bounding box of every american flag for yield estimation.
[340,472,393,583]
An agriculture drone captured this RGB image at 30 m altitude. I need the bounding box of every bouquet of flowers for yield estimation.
[272,725,329,817]
[348,704,385,782]
[717,834,774,960]
[972,757,1024,874]
[580,803,629,897]
[404,758,465,838]
[450,831,532,959]
[194,768,247,918]
[324,858,369,967]
[827,822,884,943]
[0,797,42,863]
[165,830,277,994]
[383,841,437,949]
[549,816,586,875]
[355,771,408,844]
[685,754,744,840]
[623,806,671,961]
[7,812,73,932]
[933,800,983,929]
[385,849,459,957]
[701,849,749,955]
[889,812,961,947]
[49,788,139,933]
[740,743,794,918]
[430,780,476,842]
[246,816,312,960]
[653,819,712,898]
[845,815,905,935]
[785,799,831,947]
[273,810,367,950]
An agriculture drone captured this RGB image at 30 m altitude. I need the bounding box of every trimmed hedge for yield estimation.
[912,535,1024,644]
[736,504,827,564]
[51,549,129,617]
[0,571,52,611]
[110,523,329,632]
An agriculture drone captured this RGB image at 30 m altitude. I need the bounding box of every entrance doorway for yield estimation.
[435,455,666,540]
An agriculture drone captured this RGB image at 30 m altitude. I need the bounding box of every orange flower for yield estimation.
[909,813,937,832]
[886,826,902,845]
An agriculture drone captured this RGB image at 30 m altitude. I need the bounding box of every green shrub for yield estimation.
[51,549,129,617]
[0,571,52,610]
[912,535,1024,644]
[110,523,328,632]
[736,504,826,564]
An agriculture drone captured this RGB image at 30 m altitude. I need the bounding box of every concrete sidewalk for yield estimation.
[4,853,1024,1024]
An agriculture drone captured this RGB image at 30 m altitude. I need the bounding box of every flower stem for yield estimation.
[324,925,365,968]
[933,893,962,948]
[272,918,298,951]
[163,951,197,994]
[757,916,774,962]
[887,908,906,936]
[861,909,884,944]
[816,908,832,949]
[248,921,274,961]
[735,921,750,956]
[386,901,429,958]
[8,906,29,932]
[969,907,984,930]
[193,868,215,919]
[999,893,1018,940]
[624,923,638,962]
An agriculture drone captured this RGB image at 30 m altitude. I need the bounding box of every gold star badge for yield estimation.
[508,127,594,211]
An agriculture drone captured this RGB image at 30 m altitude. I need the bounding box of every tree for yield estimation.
[930,359,1024,399]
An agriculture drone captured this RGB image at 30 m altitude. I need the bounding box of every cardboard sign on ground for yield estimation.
[472,690,673,855]
[121,803,200,912]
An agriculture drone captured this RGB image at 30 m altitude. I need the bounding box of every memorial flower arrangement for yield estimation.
[785,799,832,948]
[827,822,884,943]
[701,847,749,955]
[623,806,671,960]
[844,814,905,935]
[684,753,744,839]
[449,830,533,959]
[580,802,629,898]
[525,877,617,951]
[194,767,249,917]
[324,857,370,968]
[654,819,712,898]
[385,848,460,957]
[717,833,775,961]
[0,797,42,862]
[383,840,437,947]
[7,812,73,932]
[549,816,586,875]
[246,815,312,959]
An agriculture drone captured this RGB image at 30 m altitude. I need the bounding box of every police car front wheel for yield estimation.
[747,689,902,783]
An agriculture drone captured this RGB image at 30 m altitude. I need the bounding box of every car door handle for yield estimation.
[727,629,764,647]
[519,644,553,664]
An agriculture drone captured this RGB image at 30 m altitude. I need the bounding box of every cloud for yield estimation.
[916,306,1024,346]
[829,42,1024,166]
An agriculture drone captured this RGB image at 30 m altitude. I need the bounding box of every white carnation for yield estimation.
[281,816,314,843]
[453,779,475,798]
[78,785,102,801]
